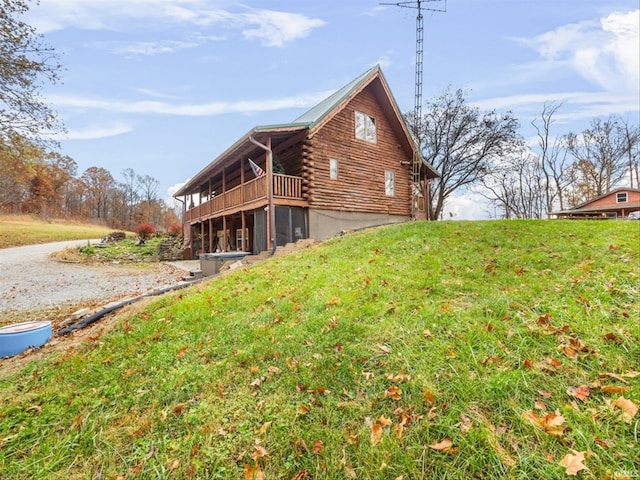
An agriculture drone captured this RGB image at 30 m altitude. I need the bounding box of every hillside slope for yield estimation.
[1,220,638,479]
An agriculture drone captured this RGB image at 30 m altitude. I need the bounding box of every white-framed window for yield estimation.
[329,158,338,180]
[385,171,395,196]
[616,192,628,203]
[355,111,377,143]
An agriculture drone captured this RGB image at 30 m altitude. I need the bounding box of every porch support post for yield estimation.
[240,157,245,204]
[209,218,213,253]
[267,137,275,251]
[200,222,205,256]
[241,210,246,251]
[222,215,227,252]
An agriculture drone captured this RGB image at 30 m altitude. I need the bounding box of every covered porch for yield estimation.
[174,126,309,258]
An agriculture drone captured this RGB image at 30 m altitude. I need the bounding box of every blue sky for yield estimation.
[27,0,639,219]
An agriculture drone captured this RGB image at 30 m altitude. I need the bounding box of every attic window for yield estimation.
[617,192,628,203]
[355,111,377,143]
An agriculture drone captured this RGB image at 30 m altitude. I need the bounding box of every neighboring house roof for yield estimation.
[571,187,640,210]
[550,187,640,216]
[174,65,437,198]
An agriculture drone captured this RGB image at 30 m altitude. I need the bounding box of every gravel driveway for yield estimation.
[0,240,197,321]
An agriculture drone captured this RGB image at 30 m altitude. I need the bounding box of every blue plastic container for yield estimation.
[0,321,52,358]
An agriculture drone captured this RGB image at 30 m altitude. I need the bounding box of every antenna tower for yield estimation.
[382,0,446,220]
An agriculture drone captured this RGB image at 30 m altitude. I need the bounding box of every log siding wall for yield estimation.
[304,83,413,215]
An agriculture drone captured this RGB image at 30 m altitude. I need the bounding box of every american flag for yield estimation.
[248,158,265,177]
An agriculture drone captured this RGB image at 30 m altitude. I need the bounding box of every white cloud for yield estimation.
[442,191,490,221]
[517,9,639,95]
[89,40,199,56]
[50,90,335,116]
[472,91,639,120]
[362,6,387,17]
[28,1,325,48]
[54,122,133,140]
[241,10,326,47]
[167,181,188,205]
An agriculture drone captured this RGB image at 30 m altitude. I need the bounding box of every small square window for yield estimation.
[385,171,395,196]
[330,158,338,180]
[616,192,628,203]
[355,111,376,143]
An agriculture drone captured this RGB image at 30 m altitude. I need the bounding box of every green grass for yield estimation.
[1,220,638,479]
[0,215,115,249]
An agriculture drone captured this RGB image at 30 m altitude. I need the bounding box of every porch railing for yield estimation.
[185,174,303,222]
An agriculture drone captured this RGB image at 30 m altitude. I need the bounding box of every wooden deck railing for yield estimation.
[184,174,303,222]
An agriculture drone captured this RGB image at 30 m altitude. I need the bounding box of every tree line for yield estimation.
[408,89,639,220]
[0,133,180,230]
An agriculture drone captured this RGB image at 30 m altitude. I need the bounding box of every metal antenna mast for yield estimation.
[382,0,446,219]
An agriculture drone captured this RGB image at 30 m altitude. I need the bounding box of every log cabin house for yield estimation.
[173,65,439,258]
[550,187,640,219]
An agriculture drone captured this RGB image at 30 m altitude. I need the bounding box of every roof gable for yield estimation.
[575,187,640,209]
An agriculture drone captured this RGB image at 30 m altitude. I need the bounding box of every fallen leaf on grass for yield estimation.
[371,422,383,446]
[290,471,309,480]
[567,385,590,402]
[251,441,269,461]
[254,422,271,435]
[602,372,630,384]
[385,386,402,400]
[385,372,411,382]
[422,389,435,404]
[245,464,265,480]
[457,414,472,434]
[600,385,630,394]
[522,410,566,437]
[613,396,638,424]
[312,440,323,454]
[559,450,587,476]
[429,438,454,452]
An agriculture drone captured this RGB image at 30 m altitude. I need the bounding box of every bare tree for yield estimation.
[81,167,114,221]
[139,174,159,205]
[565,116,632,203]
[409,87,521,219]
[531,102,573,215]
[120,168,140,230]
[480,147,546,219]
[619,116,640,189]
[0,0,64,143]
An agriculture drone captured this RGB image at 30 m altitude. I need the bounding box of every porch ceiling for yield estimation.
[174,125,308,198]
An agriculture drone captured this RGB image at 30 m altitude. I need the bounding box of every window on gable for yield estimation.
[616,192,628,203]
[330,158,338,180]
[385,171,394,196]
[355,111,377,143]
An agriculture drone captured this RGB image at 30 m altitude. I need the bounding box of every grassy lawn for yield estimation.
[0,215,116,249]
[0,220,638,479]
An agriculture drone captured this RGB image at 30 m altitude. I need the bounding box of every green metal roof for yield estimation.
[290,65,380,128]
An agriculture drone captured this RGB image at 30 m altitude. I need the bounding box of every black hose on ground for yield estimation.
[55,279,205,336]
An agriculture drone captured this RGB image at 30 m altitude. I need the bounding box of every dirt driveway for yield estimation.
[0,240,198,325]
